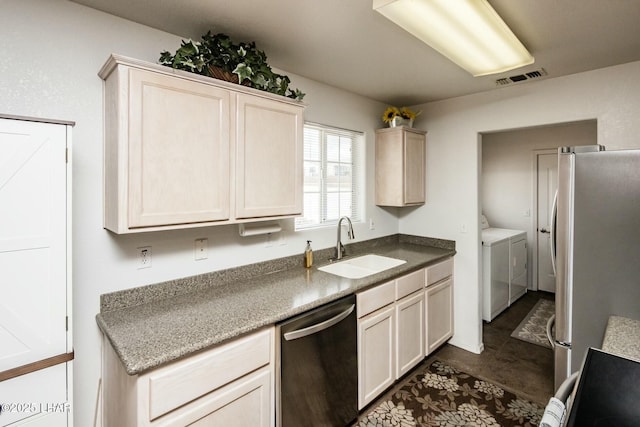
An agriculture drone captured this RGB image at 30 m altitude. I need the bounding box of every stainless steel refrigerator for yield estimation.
[549,145,640,390]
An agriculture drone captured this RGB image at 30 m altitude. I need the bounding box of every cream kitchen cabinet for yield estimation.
[425,257,454,355]
[395,290,425,378]
[357,302,395,410]
[375,126,426,207]
[99,54,304,233]
[235,94,303,219]
[102,327,275,427]
[356,269,425,409]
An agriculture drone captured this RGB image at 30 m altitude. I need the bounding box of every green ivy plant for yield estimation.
[159,32,305,101]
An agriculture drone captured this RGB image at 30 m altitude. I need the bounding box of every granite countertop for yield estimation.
[97,234,455,375]
[601,315,640,361]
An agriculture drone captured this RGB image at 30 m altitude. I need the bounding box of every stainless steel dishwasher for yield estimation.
[276,294,357,427]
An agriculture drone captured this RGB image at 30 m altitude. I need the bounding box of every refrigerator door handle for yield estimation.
[550,189,558,276]
[546,313,556,348]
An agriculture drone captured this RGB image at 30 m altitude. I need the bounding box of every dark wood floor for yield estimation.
[431,291,555,405]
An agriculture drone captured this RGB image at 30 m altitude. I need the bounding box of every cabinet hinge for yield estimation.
[65,316,69,331]
[65,148,69,163]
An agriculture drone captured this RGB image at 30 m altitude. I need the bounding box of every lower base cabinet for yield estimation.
[102,327,275,427]
[357,258,455,408]
[356,269,426,410]
[395,291,425,378]
[156,367,272,427]
[425,258,454,356]
[426,278,454,355]
[357,304,395,409]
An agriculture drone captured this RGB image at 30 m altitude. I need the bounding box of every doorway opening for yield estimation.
[480,120,597,294]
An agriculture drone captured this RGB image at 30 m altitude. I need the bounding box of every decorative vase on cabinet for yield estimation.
[375,126,426,206]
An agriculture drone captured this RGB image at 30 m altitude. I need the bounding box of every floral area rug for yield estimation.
[510,299,555,348]
[355,360,544,427]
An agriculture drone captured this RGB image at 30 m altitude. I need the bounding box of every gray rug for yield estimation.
[511,299,555,348]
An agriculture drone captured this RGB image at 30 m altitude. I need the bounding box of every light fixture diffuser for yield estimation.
[373,0,534,76]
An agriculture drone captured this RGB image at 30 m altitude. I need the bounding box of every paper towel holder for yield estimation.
[238,220,282,237]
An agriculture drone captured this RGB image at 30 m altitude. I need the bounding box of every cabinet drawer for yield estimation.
[145,328,272,420]
[357,281,395,318]
[395,269,425,300]
[426,258,453,287]
[152,366,272,427]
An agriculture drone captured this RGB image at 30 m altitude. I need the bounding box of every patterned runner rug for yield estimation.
[510,299,555,348]
[356,360,544,427]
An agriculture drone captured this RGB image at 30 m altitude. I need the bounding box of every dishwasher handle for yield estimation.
[284,304,355,341]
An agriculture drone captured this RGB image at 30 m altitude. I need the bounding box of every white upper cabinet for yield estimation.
[375,126,426,207]
[235,93,303,219]
[99,55,305,233]
[126,67,231,229]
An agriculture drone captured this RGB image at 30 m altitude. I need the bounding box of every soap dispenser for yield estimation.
[304,240,313,268]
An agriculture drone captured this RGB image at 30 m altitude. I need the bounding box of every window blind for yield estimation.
[296,123,364,230]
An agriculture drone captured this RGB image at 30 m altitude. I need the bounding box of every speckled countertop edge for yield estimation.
[601,315,640,361]
[97,234,455,375]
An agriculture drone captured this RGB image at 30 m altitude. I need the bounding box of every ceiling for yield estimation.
[70,0,640,105]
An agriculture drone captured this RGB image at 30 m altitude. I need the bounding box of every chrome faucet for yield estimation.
[334,216,355,260]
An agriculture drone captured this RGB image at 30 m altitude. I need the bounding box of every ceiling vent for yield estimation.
[496,68,547,86]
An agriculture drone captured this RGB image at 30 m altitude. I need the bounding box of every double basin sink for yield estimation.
[318,254,406,279]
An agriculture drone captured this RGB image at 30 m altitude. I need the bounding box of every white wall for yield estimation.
[403,61,640,354]
[482,121,597,288]
[0,1,394,425]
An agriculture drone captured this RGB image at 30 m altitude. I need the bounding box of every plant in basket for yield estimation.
[160,31,305,101]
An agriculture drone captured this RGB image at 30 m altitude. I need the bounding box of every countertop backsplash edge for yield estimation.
[100,233,455,313]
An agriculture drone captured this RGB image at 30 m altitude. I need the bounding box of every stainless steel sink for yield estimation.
[318,254,407,279]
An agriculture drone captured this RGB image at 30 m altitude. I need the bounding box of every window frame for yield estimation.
[295,122,364,231]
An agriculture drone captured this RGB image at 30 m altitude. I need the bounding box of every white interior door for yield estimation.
[536,152,558,292]
[0,118,68,370]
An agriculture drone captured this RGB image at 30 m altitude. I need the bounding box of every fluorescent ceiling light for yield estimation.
[373,0,534,76]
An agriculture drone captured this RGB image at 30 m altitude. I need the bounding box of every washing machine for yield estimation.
[481,215,528,322]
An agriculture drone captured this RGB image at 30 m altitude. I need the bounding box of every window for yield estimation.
[295,123,364,230]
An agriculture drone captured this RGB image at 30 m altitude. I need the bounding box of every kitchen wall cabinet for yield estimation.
[102,327,274,427]
[356,269,425,409]
[99,54,304,234]
[235,94,302,219]
[375,126,426,207]
[425,258,454,355]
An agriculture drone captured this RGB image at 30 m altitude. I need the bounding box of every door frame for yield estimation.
[530,148,557,291]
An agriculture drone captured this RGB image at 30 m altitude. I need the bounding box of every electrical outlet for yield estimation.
[194,238,208,260]
[138,246,152,269]
[369,218,375,230]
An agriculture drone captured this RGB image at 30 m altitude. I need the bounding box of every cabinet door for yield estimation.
[426,278,454,355]
[235,94,303,219]
[127,68,231,228]
[395,291,425,379]
[403,130,425,204]
[0,119,68,370]
[358,305,395,409]
[156,367,272,427]
[375,127,426,206]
